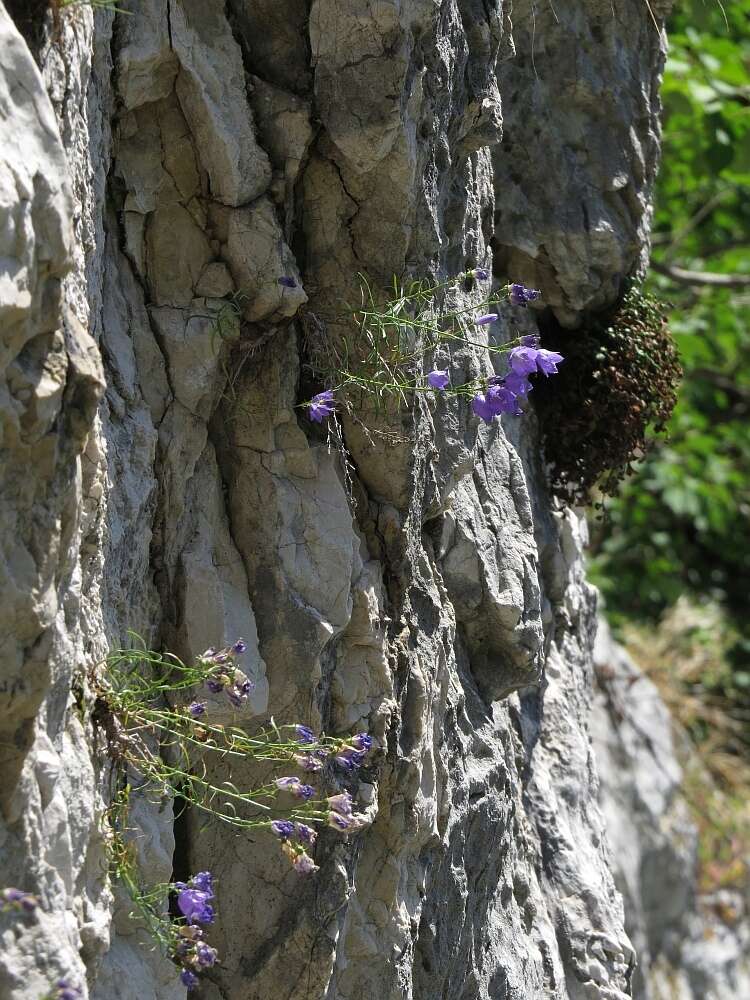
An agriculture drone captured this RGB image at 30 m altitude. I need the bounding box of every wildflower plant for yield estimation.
[104,791,218,989]
[41,980,83,1000]
[302,270,561,426]
[95,636,373,991]
[1,888,39,914]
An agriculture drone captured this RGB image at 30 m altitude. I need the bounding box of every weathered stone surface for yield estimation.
[593,621,750,1000]
[493,0,668,326]
[222,198,307,321]
[1,2,746,1000]
[170,0,271,206]
[0,5,70,790]
[0,7,108,1000]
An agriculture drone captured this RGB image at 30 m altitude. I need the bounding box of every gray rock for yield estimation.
[593,620,750,1000]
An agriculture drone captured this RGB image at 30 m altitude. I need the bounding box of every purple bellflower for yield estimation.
[308,390,335,423]
[226,674,253,708]
[509,344,564,377]
[475,313,497,326]
[508,346,539,375]
[278,276,297,288]
[472,385,521,424]
[274,776,315,800]
[488,385,522,415]
[504,371,532,396]
[190,872,213,894]
[276,776,302,792]
[335,748,366,770]
[471,392,497,423]
[328,811,351,831]
[350,732,373,753]
[327,792,353,816]
[295,753,324,772]
[271,820,295,840]
[293,852,319,874]
[427,370,450,390]
[177,889,215,925]
[535,349,564,375]
[196,942,218,968]
[180,969,199,989]
[296,824,317,846]
[509,283,541,307]
[295,725,316,744]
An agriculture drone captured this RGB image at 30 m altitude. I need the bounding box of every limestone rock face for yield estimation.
[592,622,750,1000]
[0,2,743,1000]
[492,0,667,327]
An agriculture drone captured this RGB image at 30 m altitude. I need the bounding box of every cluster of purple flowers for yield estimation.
[198,639,253,709]
[308,389,335,423]
[174,873,218,989]
[46,980,83,1000]
[467,337,564,425]
[509,282,541,307]
[305,280,561,425]
[326,791,356,831]
[1,887,38,914]
[270,821,320,874]
[268,729,373,873]
[293,745,333,771]
[427,284,562,423]
[176,871,215,925]
[334,731,372,771]
[289,729,373,775]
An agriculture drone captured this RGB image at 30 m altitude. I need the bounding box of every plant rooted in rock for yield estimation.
[302,271,560,426]
[534,288,681,504]
[106,791,219,991]
[95,639,373,991]
[41,979,83,1000]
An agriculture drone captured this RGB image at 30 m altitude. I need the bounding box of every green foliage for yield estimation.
[591,0,750,682]
[98,641,361,832]
[619,601,750,891]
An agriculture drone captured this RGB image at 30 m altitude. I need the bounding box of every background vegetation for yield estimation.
[590,0,750,888]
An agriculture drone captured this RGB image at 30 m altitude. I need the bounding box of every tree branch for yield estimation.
[691,368,750,409]
[650,260,750,289]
